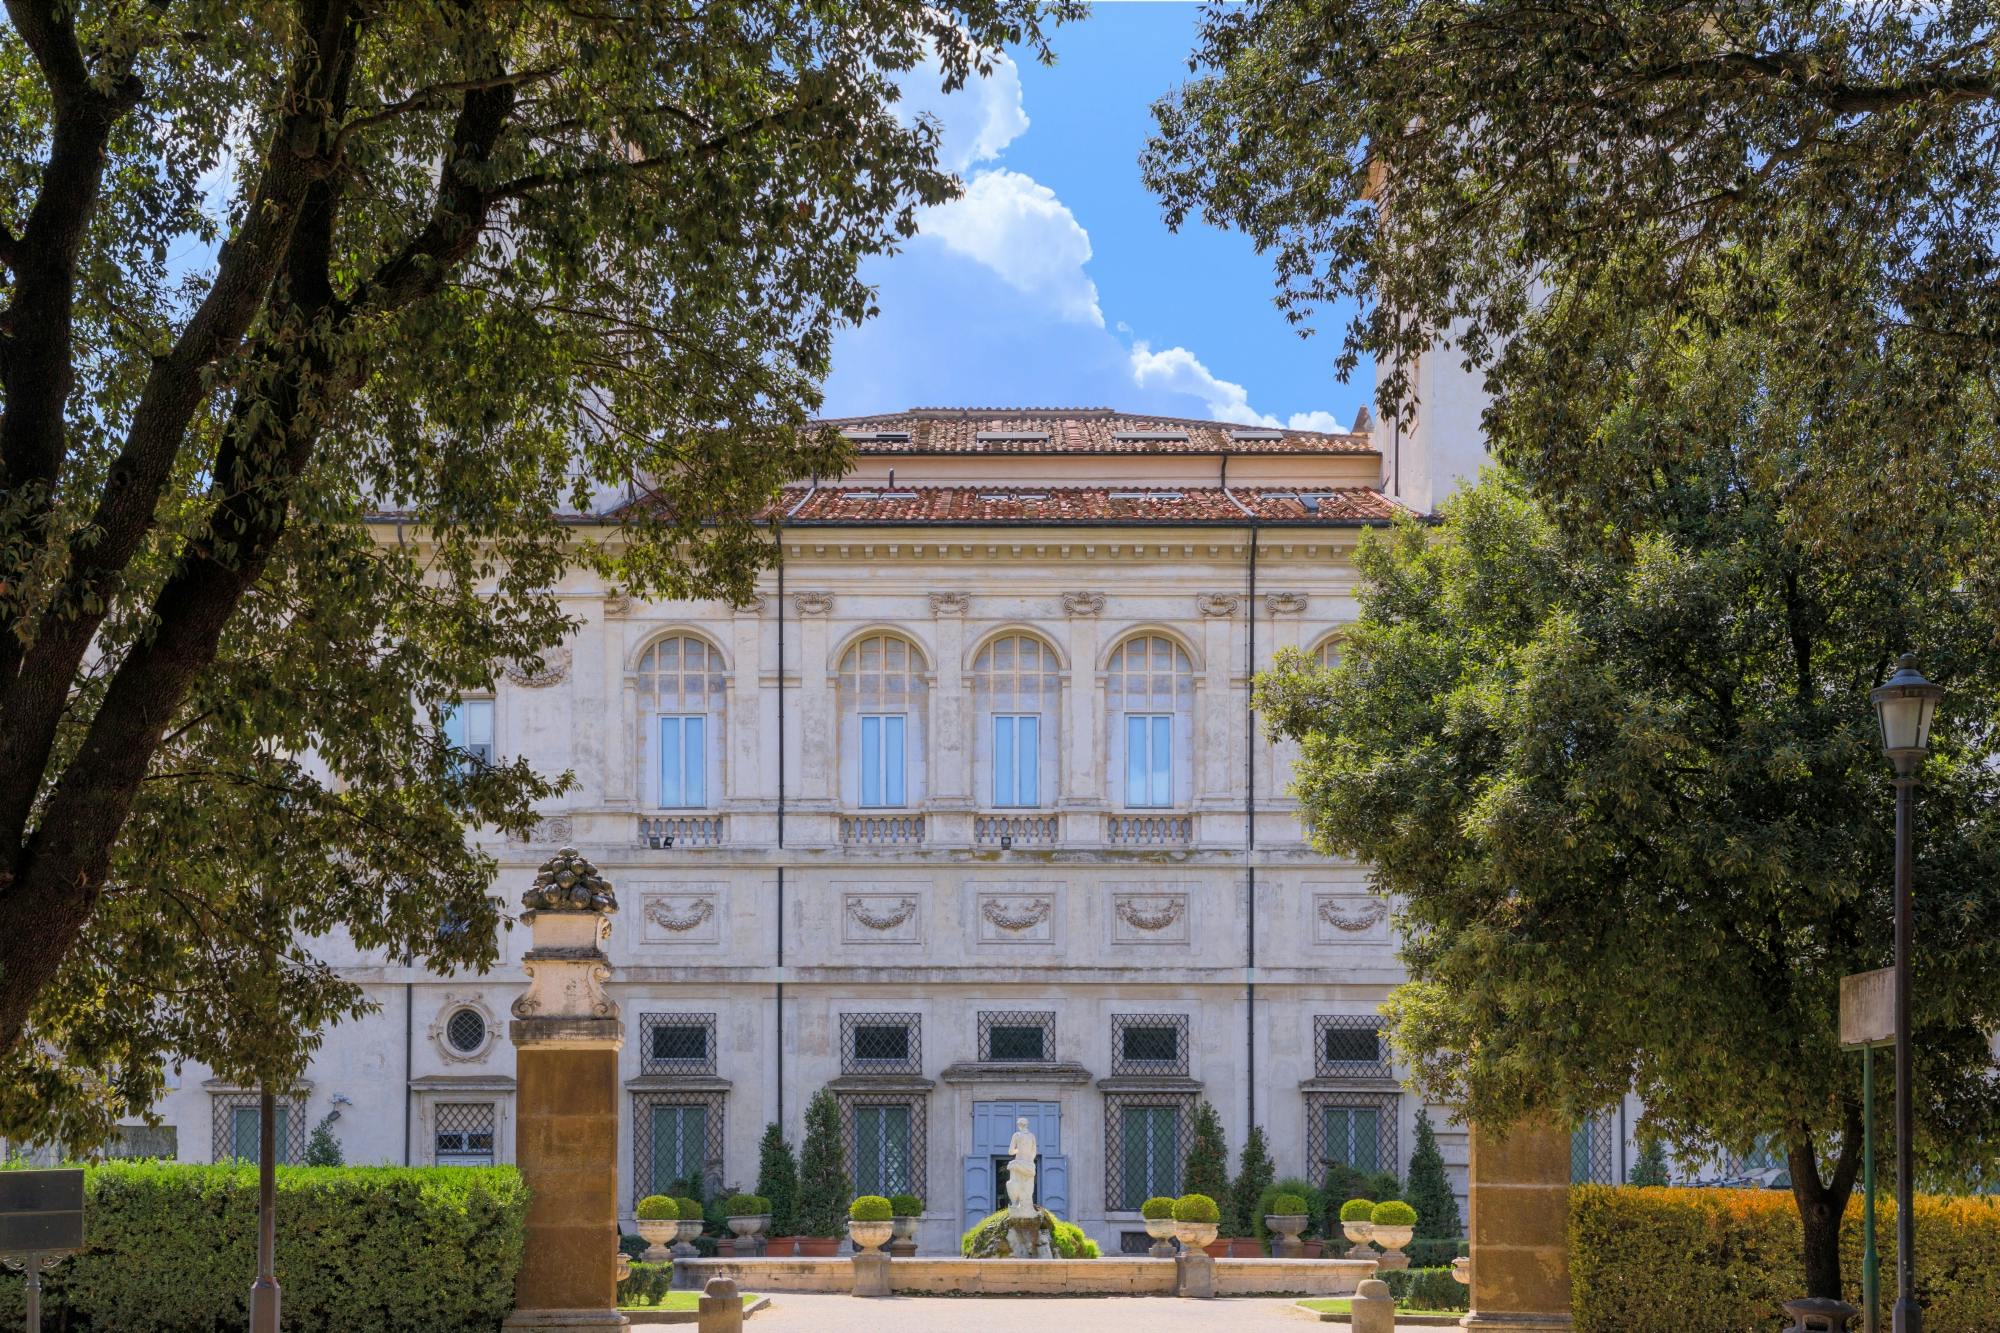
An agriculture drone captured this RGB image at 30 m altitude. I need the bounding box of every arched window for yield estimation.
[636,635,725,807]
[974,634,1061,808]
[838,634,929,808]
[1106,635,1194,808]
[1313,636,1341,670]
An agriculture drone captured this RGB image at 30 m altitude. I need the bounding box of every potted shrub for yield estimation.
[1172,1193,1221,1252]
[725,1193,771,1247]
[1339,1198,1376,1259]
[889,1193,924,1252]
[756,1123,801,1257]
[795,1090,850,1257]
[848,1195,896,1253]
[635,1195,679,1263]
[1264,1193,1310,1258]
[673,1195,706,1256]
[1139,1196,1179,1258]
[1369,1199,1417,1270]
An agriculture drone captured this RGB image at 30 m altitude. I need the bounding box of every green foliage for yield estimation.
[1371,1200,1418,1227]
[796,1089,850,1239]
[673,1197,703,1230]
[302,1112,344,1168]
[960,1207,1063,1258]
[1629,1138,1672,1189]
[1405,1110,1461,1241]
[636,1195,678,1221]
[1571,1186,2000,1332]
[0,1162,524,1331]
[1182,1100,1232,1233]
[0,0,1077,1149]
[1231,1124,1275,1239]
[1340,1198,1377,1223]
[1271,1194,1309,1217]
[1051,1220,1099,1258]
[724,1194,768,1216]
[1254,1177,1327,1242]
[1408,1238,1470,1270]
[616,1261,673,1310]
[618,1233,650,1262]
[848,1195,892,1222]
[755,1123,800,1236]
[889,1193,924,1216]
[1173,1193,1220,1224]
[1380,1267,1471,1314]
[1140,1196,1177,1220]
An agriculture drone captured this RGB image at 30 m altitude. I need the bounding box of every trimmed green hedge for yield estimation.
[1572,1185,2000,1332]
[1382,1266,1470,1312]
[0,1162,526,1332]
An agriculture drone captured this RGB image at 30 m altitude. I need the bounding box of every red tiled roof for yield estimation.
[816,407,1372,456]
[772,485,1405,525]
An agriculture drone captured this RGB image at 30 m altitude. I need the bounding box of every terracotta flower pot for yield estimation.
[1200,1239,1228,1258]
[1301,1239,1325,1259]
[795,1235,841,1257]
[764,1236,799,1257]
[1225,1238,1262,1257]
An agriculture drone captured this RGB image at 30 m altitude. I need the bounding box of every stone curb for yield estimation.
[619,1295,771,1326]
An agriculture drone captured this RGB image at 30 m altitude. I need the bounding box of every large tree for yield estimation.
[0,0,1069,1146]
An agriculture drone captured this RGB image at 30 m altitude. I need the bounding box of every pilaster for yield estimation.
[1462,1116,1574,1332]
[1060,592,1102,808]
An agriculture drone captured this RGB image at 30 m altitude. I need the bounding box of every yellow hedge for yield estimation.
[1570,1185,2000,1332]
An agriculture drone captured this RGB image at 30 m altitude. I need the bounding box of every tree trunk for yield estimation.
[1789,1107,1864,1300]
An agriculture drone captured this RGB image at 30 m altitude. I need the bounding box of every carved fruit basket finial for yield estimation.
[522,846,618,914]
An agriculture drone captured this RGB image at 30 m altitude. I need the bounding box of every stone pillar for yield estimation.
[794,592,834,806]
[505,849,629,1333]
[852,1250,891,1298]
[1462,1117,1573,1332]
[698,1277,744,1333]
[1059,592,1102,812]
[1351,1278,1397,1333]
[1175,1249,1214,1300]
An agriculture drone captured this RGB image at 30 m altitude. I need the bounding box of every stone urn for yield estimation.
[1143,1214,1178,1258]
[889,1213,920,1257]
[847,1218,895,1254]
[1340,1217,1375,1260]
[891,1214,919,1244]
[636,1218,677,1264]
[1174,1219,1219,1251]
[727,1213,769,1242]
[1371,1222,1414,1271]
[673,1216,705,1259]
[1452,1256,1472,1286]
[1265,1214,1309,1258]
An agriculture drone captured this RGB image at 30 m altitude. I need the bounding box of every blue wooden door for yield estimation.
[966,1101,1065,1227]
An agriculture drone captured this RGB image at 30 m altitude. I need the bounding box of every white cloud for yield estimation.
[1127,342,1343,431]
[920,170,1104,327]
[898,51,1029,174]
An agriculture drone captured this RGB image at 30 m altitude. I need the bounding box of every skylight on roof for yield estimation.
[1228,429,1285,440]
[1109,490,1180,500]
[841,429,911,442]
[1112,431,1190,442]
[975,431,1052,442]
[880,491,918,500]
[978,492,1049,502]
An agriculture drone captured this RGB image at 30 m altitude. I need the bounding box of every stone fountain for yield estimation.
[1003,1117,1049,1259]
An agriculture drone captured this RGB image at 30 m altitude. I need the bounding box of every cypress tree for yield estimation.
[756,1121,801,1235]
[1182,1100,1232,1233]
[1629,1136,1671,1188]
[795,1089,850,1238]
[1233,1124,1275,1238]
[1405,1109,1462,1239]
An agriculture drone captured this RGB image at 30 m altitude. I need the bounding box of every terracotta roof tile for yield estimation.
[771,485,1405,525]
[817,407,1372,456]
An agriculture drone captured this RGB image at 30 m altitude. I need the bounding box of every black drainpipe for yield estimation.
[403,981,413,1165]
[774,527,786,1132]
[1246,524,1259,1133]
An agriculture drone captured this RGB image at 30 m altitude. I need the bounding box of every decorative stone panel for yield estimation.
[929,591,969,616]
[840,883,927,944]
[503,646,572,687]
[1264,591,1309,615]
[794,590,835,616]
[1310,886,1391,945]
[1109,884,1192,945]
[972,882,1062,945]
[1196,593,1239,617]
[635,882,724,945]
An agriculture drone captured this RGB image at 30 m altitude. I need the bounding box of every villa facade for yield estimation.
[124,401,1636,1253]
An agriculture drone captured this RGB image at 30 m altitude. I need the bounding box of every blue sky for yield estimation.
[821,3,1374,429]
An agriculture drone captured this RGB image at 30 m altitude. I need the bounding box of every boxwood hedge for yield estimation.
[0,1162,526,1332]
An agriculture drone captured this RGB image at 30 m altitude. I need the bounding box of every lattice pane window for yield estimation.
[1572,1111,1620,1185]
[1306,1092,1398,1177]
[838,1094,927,1199]
[210,1093,308,1165]
[633,1092,726,1198]
[640,1013,718,1077]
[1110,1013,1189,1077]
[978,1011,1054,1063]
[1314,1015,1390,1079]
[435,1103,496,1167]
[636,635,725,810]
[1103,1093,1193,1209]
[842,1013,921,1075]
[974,634,1060,808]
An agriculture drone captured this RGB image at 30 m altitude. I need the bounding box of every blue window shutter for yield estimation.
[684,716,705,807]
[884,716,906,806]
[1041,1154,1069,1220]
[861,716,881,806]
[1018,717,1038,805]
[964,1154,993,1219]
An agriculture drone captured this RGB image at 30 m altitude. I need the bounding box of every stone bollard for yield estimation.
[1782,1297,1859,1333]
[1349,1278,1397,1333]
[852,1249,892,1298]
[697,1277,744,1333]
[1174,1248,1215,1300]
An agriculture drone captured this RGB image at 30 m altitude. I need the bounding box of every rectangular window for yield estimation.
[852,1103,913,1197]
[648,1103,708,1196]
[444,699,495,768]
[860,714,907,807]
[229,1104,292,1165]
[1120,1105,1180,1206]
[658,714,706,807]
[651,1023,708,1065]
[988,1025,1045,1062]
[1124,714,1172,807]
[853,1024,911,1065]
[1324,1027,1380,1066]
[434,1103,496,1167]
[992,715,1040,806]
[1323,1105,1382,1173]
[1121,1025,1179,1066]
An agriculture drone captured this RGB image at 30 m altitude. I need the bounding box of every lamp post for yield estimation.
[1870,653,1943,1333]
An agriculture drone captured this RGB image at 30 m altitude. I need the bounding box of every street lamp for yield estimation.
[1871,653,1943,1333]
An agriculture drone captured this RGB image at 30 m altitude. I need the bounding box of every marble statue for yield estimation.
[1006,1117,1038,1218]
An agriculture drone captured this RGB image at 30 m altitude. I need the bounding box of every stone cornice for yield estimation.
[939,1061,1093,1086]
[824,1074,938,1094]
[623,1074,734,1093]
